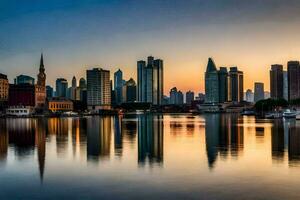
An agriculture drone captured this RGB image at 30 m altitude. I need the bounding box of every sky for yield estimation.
[1,0,300,94]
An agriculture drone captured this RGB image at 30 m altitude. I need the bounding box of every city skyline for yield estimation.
[3,0,300,93]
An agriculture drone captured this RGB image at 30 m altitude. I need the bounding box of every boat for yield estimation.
[265,112,282,119]
[283,109,297,118]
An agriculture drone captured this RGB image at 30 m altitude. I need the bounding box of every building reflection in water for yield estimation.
[271,119,285,162]
[138,114,163,166]
[114,116,122,157]
[205,114,244,169]
[0,120,8,163]
[286,119,300,166]
[71,118,87,158]
[35,118,47,182]
[87,116,111,162]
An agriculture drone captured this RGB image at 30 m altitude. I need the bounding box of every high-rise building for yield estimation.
[228,67,244,103]
[245,89,254,103]
[169,87,183,105]
[46,85,53,98]
[114,69,123,105]
[72,76,77,88]
[15,75,35,85]
[254,82,264,102]
[0,73,9,110]
[137,56,163,105]
[122,78,136,103]
[205,58,219,103]
[287,61,300,100]
[86,68,111,111]
[186,90,194,105]
[283,71,288,100]
[56,78,68,98]
[270,64,283,99]
[218,67,228,103]
[68,76,77,100]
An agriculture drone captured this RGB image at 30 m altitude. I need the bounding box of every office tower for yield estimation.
[0,73,9,110]
[169,87,183,105]
[114,69,123,105]
[72,76,77,88]
[205,58,219,103]
[86,68,111,111]
[186,90,194,105]
[137,56,163,105]
[254,82,264,102]
[122,78,136,103]
[288,61,300,100]
[15,75,35,85]
[68,76,77,100]
[56,78,68,98]
[79,78,86,89]
[35,53,47,108]
[283,71,288,100]
[245,89,254,103]
[46,85,53,98]
[218,67,228,103]
[270,64,283,99]
[228,67,244,103]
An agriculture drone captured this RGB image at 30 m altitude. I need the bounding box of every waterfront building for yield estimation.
[186,91,194,105]
[228,67,244,103]
[8,84,36,107]
[0,73,9,110]
[270,64,283,99]
[254,82,264,102]
[205,58,219,103]
[86,68,111,111]
[218,67,228,103]
[15,75,35,85]
[169,87,183,105]
[47,97,73,112]
[114,69,123,105]
[6,106,33,116]
[46,86,53,98]
[283,71,288,100]
[122,78,136,103]
[137,56,163,105]
[245,89,254,103]
[287,61,300,100]
[56,78,68,98]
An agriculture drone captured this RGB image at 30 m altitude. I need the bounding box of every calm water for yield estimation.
[0,114,300,199]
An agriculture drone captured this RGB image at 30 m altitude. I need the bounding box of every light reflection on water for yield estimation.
[0,114,300,199]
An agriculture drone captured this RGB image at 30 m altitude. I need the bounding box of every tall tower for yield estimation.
[205,58,219,103]
[37,53,46,87]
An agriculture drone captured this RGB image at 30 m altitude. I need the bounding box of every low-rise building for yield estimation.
[6,106,34,116]
[47,97,73,112]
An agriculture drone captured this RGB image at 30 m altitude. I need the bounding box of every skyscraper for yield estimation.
[218,67,228,103]
[228,67,243,103]
[245,89,254,103]
[15,75,35,85]
[86,68,111,111]
[205,58,219,103]
[254,82,264,102]
[287,61,300,101]
[283,71,288,100]
[114,69,123,105]
[122,78,136,103]
[46,85,53,98]
[186,90,194,105]
[56,78,68,98]
[270,64,283,99]
[137,56,163,105]
[169,87,183,105]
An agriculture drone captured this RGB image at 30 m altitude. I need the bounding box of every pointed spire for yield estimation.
[206,57,217,72]
[40,53,44,70]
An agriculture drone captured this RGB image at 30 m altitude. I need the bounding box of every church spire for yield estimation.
[40,53,44,71]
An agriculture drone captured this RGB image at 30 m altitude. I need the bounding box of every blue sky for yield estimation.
[1,0,300,93]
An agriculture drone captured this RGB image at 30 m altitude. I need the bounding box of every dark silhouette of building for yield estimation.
[270,64,283,99]
[287,61,300,100]
[56,78,68,98]
[46,85,53,98]
[218,67,228,103]
[254,82,264,102]
[205,58,219,103]
[228,67,244,103]
[122,78,136,103]
[8,84,36,107]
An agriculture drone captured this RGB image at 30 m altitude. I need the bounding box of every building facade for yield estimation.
[0,74,9,110]
[228,67,244,103]
[137,56,163,106]
[86,68,111,111]
[46,85,53,98]
[245,89,254,103]
[56,78,68,98]
[114,69,123,105]
[283,71,288,100]
[270,64,283,99]
[254,82,264,102]
[186,90,194,105]
[218,67,228,103]
[205,58,219,103]
[287,61,300,101]
[122,78,136,103]
[15,75,35,85]
[47,97,73,112]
